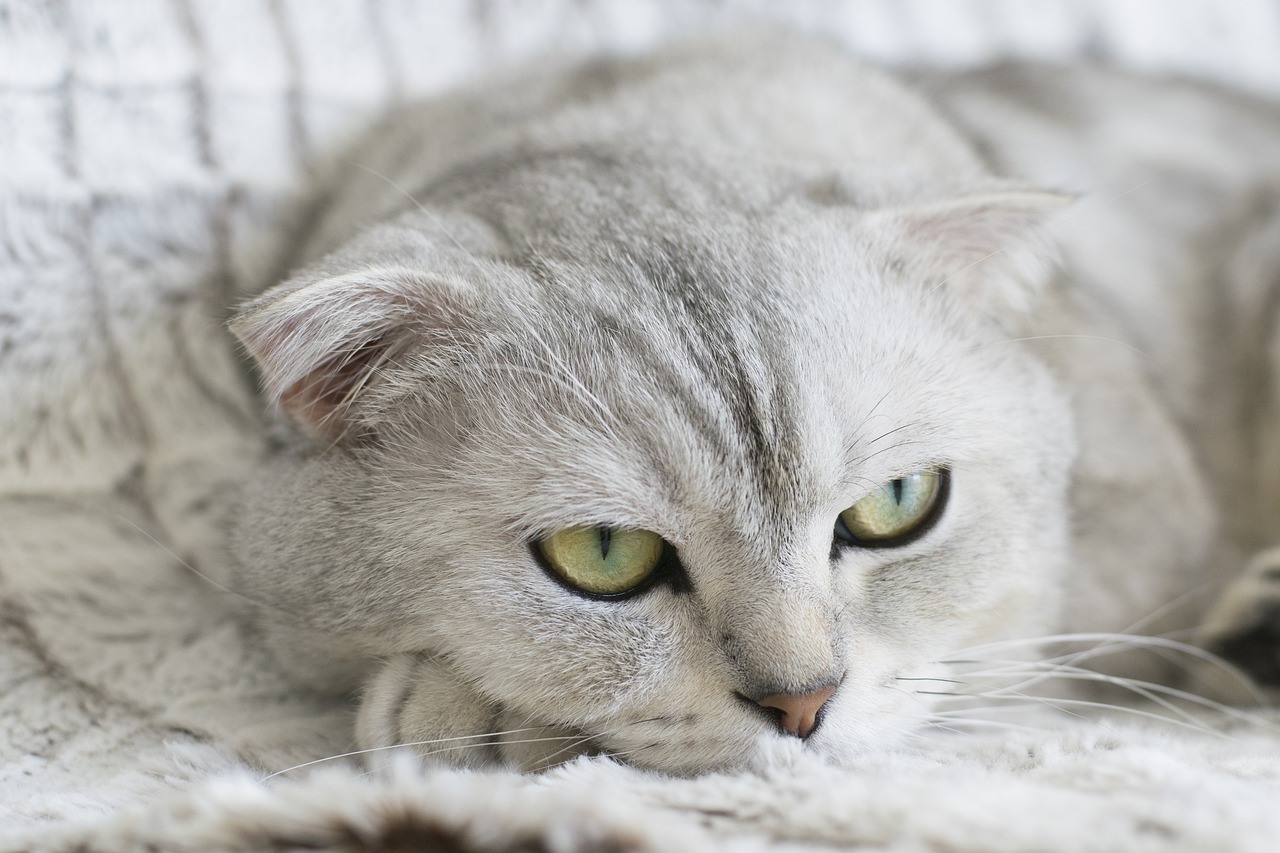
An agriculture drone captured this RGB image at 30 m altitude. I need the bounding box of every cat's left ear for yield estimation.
[230,266,471,443]
[873,188,1073,315]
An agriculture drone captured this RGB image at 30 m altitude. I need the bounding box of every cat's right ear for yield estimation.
[870,187,1073,316]
[230,267,468,443]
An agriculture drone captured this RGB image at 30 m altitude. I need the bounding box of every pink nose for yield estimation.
[757,684,838,738]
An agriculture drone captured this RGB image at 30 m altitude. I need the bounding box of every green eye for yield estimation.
[836,470,948,547]
[535,526,666,597]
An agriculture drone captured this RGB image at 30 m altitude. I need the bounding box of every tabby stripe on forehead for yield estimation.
[638,250,806,512]
[580,300,741,466]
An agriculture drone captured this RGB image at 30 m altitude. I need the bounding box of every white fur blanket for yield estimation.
[4,1,1280,850]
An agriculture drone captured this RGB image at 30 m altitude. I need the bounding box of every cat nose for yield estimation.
[756,683,838,739]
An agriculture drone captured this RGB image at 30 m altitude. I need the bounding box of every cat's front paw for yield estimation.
[356,653,593,771]
[1196,547,1280,694]
[357,652,502,769]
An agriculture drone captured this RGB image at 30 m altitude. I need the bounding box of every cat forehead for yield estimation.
[364,149,1034,532]
[416,142,784,221]
[420,236,987,538]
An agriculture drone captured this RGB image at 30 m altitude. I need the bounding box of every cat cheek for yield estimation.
[453,602,675,717]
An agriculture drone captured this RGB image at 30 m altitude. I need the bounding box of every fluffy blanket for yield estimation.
[4,1,1280,850]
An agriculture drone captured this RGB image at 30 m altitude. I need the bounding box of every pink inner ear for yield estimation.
[906,201,1035,261]
[232,267,473,440]
[278,334,390,441]
[232,267,470,444]
[887,189,1070,314]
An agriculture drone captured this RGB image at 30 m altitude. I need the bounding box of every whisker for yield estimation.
[928,245,1008,295]
[943,631,1254,689]
[352,163,477,259]
[928,703,1049,718]
[109,513,304,621]
[886,682,944,714]
[945,666,1207,730]
[528,731,606,770]
[935,659,1276,731]
[921,716,1046,735]
[260,726,577,781]
[921,688,1228,738]
[350,714,671,778]
[515,316,620,437]
[531,715,672,768]
[979,333,1146,357]
[600,742,662,762]
[357,734,595,779]
[1117,581,1218,636]
[917,718,970,736]
[932,688,1125,735]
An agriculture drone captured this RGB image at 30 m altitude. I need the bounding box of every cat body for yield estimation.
[229,34,1280,773]
[922,66,1280,657]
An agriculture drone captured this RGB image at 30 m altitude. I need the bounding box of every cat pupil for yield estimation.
[598,526,612,559]
[892,479,904,505]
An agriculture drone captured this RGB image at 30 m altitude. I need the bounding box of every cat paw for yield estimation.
[356,652,503,769]
[491,714,596,772]
[1197,547,1280,691]
[356,652,594,770]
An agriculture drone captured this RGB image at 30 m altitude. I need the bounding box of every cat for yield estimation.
[227,32,1280,775]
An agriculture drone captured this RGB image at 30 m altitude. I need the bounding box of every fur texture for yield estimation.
[7,2,1280,848]
[228,35,1280,776]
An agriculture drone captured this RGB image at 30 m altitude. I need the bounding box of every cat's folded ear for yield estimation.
[231,267,469,443]
[871,187,1073,316]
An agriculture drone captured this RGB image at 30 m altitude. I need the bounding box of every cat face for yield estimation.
[230,154,1075,773]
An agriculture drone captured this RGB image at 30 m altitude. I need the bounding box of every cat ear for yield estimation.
[876,188,1073,315]
[231,267,467,442]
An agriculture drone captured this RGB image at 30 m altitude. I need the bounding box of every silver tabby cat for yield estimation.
[229,33,1280,774]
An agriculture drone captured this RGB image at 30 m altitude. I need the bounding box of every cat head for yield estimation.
[230,151,1074,773]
